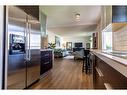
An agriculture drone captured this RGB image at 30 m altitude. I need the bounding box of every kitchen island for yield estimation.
[40,49,53,76]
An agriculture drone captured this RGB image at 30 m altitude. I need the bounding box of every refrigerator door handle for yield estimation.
[28,23,31,61]
[25,21,29,61]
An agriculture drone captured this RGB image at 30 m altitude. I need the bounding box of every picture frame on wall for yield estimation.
[86,43,90,49]
[66,42,72,50]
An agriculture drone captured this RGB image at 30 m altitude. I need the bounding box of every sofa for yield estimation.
[73,47,85,52]
[72,47,85,59]
[54,48,68,58]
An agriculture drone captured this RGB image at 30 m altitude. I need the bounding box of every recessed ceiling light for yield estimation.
[75,13,80,19]
[75,13,80,21]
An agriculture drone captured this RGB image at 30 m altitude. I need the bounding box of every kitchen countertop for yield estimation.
[91,49,127,66]
[91,49,127,77]
[40,49,53,51]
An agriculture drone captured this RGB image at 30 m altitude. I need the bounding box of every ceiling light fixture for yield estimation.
[75,13,80,21]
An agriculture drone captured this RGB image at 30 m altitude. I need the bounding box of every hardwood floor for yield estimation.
[29,56,93,89]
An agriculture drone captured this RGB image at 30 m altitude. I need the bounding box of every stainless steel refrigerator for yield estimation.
[6,6,41,89]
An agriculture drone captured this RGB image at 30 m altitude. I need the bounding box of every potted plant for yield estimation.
[48,43,56,49]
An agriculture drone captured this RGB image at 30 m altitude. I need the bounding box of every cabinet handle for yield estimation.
[104,83,112,90]
[45,54,49,56]
[95,67,104,77]
[44,61,49,64]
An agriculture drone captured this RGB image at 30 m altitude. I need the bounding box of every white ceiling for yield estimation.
[40,6,101,37]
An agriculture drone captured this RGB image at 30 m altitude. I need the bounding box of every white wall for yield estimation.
[47,30,56,43]
[47,30,63,48]
[0,6,4,89]
[63,36,90,48]
[47,30,90,49]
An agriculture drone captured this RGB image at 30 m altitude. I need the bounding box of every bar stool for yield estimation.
[82,50,90,74]
[86,54,91,73]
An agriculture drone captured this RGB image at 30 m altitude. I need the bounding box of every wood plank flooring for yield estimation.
[29,56,93,89]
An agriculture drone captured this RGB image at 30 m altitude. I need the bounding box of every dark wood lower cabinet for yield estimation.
[40,50,53,75]
[93,68,105,89]
[93,55,127,89]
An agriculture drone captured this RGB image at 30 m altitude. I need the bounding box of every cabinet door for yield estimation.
[98,59,127,89]
[17,6,39,20]
[40,51,53,75]
[40,58,52,74]
[41,51,52,58]
[41,60,49,74]
[95,56,127,89]
[101,6,112,30]
[105,6,112,26]
[100,6,106,30]
[93,67,105,89]
[112,6,127,22]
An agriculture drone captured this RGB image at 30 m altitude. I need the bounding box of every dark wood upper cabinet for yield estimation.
[112,6,127,23]
[17,6,39,20]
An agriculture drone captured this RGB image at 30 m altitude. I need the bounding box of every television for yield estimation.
[74,43,83,47]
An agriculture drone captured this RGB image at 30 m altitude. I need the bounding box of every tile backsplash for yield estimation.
[113,26,127,51]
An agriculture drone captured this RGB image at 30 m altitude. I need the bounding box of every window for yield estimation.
[102,31,112,50]
[102,24,112,50]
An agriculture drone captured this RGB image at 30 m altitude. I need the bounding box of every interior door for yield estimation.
[26,15,41,86]
[7,6,27,89]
